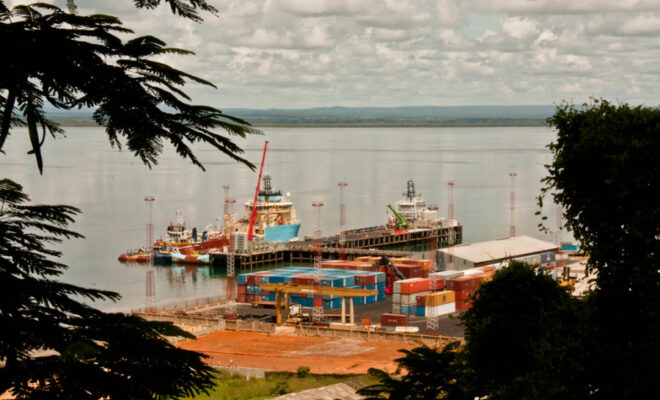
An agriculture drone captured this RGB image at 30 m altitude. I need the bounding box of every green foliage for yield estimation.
[0,179,215,399]
[0,1,260,398]
[357,342,467,400]
[296,365,311,378]
[186,370,375,400]
[270,381,289,396]
[461,261,588,400]
[0,1,261,174]
[542,99,660,398]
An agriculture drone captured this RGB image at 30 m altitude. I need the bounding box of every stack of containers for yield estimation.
[445,275,484,310]
[237,266,386,308]
[393,278,430,315]
[416,290,456,316]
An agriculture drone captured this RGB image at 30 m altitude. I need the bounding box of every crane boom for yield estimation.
[248,141,268,241]
[387,203,408,228]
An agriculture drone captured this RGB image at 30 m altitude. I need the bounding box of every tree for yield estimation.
[357,342,468,400]
[0,1,261,173]
[0,1,261,398]
[0,179,215,399]
[460,261,588,400]
[541,99,660,398]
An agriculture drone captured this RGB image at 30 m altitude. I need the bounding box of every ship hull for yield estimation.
[264,223,300,242]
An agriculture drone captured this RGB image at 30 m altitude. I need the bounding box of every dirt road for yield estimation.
[178,331,418,374]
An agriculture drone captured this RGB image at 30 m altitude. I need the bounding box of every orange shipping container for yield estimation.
[398,278,430,294]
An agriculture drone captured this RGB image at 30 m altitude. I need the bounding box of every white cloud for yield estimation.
[7,0,660,107]
[620,14,660,35]
[502,16,540,40]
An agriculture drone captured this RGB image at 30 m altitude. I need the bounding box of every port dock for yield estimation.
[209,224,462,269]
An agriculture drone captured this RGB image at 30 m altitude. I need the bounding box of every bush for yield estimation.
[297,366,311,378]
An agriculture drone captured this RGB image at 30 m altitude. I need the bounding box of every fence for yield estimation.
[130,295,225,314]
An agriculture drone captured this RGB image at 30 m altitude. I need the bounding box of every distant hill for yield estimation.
[47,106,556,127]
[222,105,555,126]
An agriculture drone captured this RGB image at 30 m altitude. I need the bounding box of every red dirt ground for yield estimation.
[177,331,418,374]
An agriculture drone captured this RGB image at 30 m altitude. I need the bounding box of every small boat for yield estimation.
[118,248,151,263]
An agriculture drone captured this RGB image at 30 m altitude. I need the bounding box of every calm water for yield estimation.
[2,126,564,311]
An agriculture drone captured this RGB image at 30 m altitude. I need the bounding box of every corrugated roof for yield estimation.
[439,235,558,264]
[269,383,362,400]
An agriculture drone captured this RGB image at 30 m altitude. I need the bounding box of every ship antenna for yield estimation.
[406,179,416,200]
[263,173,272,194]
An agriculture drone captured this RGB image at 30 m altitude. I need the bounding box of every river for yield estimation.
[1,126,564,311]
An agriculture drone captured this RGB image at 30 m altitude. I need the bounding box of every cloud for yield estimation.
[7,0,660,107]
[502,16,540,40]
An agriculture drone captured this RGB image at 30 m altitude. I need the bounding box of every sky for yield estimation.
[12,0,660,108]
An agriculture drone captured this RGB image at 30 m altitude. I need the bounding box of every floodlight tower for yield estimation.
[338,182,347,259]
[223,185,236,231]
[312,201,324,323]
[144,195,156,312]
[509,172,517,237]
[446,181,455,269]
[222,185,238,315]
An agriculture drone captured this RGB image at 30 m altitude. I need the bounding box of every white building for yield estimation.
[437,235,559,270]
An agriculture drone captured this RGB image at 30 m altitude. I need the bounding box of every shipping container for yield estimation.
[381,313,409,326]
[446,275,482,291]
[432,270,464,279]
[426,290,456,306]
[355,274,377,286]
[396,278,431,294]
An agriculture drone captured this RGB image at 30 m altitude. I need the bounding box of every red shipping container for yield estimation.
[246,294,259,303]
[355,274,377,286]
[446,275,482,291]
[416,294,428,306]
[399,278,430,294]
[238,284,247,295]
[396,264,423,278]
[313,297,323,307]
[429,278,445,291]
[381,313,409,326]
[454,288,476,310]
[237,293,247,303]
[246,274,262,285]
[292,275,317,285]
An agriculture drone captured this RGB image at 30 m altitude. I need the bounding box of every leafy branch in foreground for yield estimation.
[0,179,215,399]
[357,342,467,400]
[0,1,261,174]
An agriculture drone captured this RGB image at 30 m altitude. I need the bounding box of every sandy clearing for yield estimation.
[177,331,417,374]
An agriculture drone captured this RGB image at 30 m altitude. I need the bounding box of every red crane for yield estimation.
[248,141,269,241]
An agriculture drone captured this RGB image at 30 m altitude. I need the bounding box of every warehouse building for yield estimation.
[436,235,559,270]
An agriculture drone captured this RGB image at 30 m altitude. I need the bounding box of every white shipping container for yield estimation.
[462,268,483,276]
[433,270,464,279]
[395,326,419,333]
[392,303,401,314]
[401,291,430,305]
[426,302,456,317]
[393,294,401,304]
[393,280,402,294]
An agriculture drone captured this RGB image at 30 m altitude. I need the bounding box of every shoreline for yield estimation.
[52,120,547,128]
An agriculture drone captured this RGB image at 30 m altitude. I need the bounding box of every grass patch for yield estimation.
[184,369,377,399]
